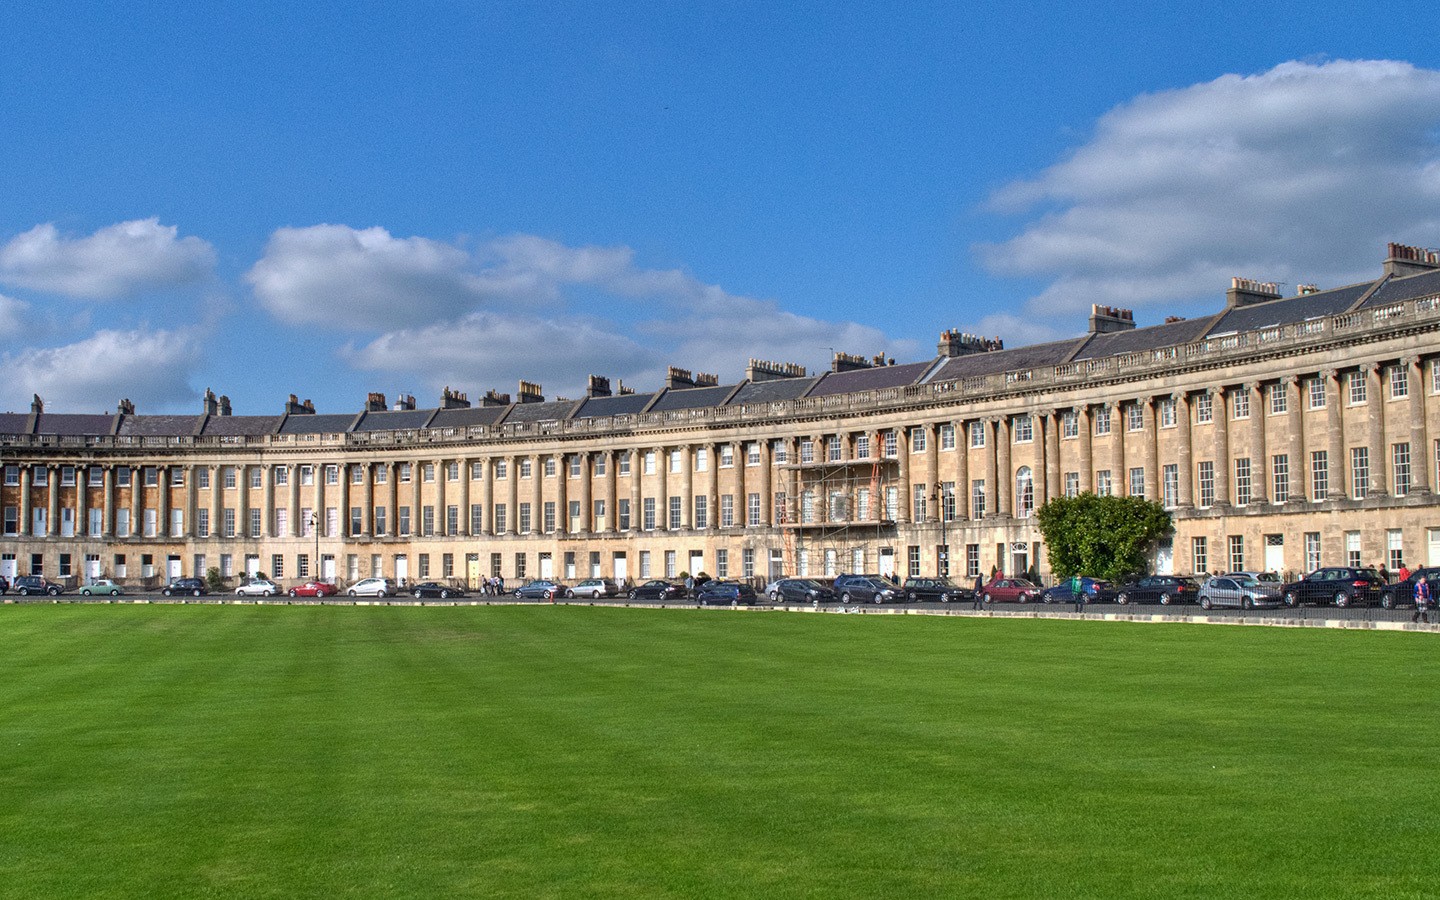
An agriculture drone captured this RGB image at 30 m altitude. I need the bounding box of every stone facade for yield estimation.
[3,244,1440,588]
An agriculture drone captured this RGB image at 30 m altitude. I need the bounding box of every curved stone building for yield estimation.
[3,242,1440,589]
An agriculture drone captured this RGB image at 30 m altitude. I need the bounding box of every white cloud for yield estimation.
[0,293,28,338]
[0,219,216,299]
[979,59,1440,315]
[0,329,202,413]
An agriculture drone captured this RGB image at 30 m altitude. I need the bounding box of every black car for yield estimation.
[513,580,567,600]
[411,582,466,599]
[1114,575,1200,605]
[627,579,683,601]
[696,581,759,606]
[769,578,838,603]
[832,574,899,604]
[1380,568,1440,609]
[1282,567,1386,607]
[901,577,972,603]
[1041,577,1117,604]
[12,575,64,596]
[162,578,207,597]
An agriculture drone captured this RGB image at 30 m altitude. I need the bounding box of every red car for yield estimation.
[979,577,1041,604]
[288,580,339,598]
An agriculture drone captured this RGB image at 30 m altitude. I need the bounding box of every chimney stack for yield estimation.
[218,395,232,416]
[366,392,387,412]
[745,358,807,382]
[937,330,1004,358]
[480,389,511,407]
[1384,242,1440,278]
[203,388,219,415]
[517,381,544,404]
[440,387,470,409]
[586,375,612,398]
[1088,304,1137,333]
[1225,278,1281,309]
[117,398,135,415]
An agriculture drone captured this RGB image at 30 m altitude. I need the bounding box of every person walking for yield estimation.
[1071,574,1085,614]
[1413,575,1431,625]
[972,572,985,610]
[1397,562,1412,583]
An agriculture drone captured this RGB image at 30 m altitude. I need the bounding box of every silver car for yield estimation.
[1199,574,1283,610]
[566,578,619,599]
[347,577,398,597]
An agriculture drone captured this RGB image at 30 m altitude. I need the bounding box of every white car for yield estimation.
[566,578,619,599]
[347,577,398,598]
[79,579,124,597]
[236,578,282,597]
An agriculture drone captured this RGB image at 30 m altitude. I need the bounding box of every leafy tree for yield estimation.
[205,567,226,594]
[1035,493,1172,583]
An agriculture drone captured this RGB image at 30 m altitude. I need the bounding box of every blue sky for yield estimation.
[4,1,1440,415]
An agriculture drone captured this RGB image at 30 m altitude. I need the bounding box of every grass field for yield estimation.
[1,606,1438,898]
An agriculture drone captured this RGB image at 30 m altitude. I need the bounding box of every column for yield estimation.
[530,455,542,533]
[18,466,30,536]
[984,419,1000,517]
[680,445,693,529]
[211,465,223,540]
[188,465,200,538]
[1325,369,1344,499]
[338,464,351,536]
[553,453,567,534]
[507,456,520,534]
[604,450,618,533]
[102,465,115,537]
[1286,376,1305,503]
[1175,393,1193,508]
[577,452,592,533]
[1040,412,1057,506]
[458,457,471,536]
[1212,389,1230,507]
[76,465,89,539]
[1111,404,1125,495]
[1366,362,1387,496]
[479,458,494,536]
[259,465,271,538]
[131,465,144,540]
[1143,399,1159,503]
[628,450,641,532]
[654,447,668,530]
[413,460,425,535]
[895,428,911,524]
[955,419,970,519]
[706,442,721,529]
[1077,407,1093,495]
[435,459,448,535]
[996,417,1011,517]
[758,438,773,526]
[361,463,375,536]
[1249,383,1267,504]
[386,462,399,535]
[1407,358,1430,494]
[786,437,801,525]
[924,423,940,518]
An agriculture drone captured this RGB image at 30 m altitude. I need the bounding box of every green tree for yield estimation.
[1035,493,1172,583]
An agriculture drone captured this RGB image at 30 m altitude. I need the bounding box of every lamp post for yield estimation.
[309,510,321,582]
[931,488,949,578]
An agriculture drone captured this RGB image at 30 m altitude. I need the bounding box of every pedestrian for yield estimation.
[1413,576,1431,624]
[1071,574,1085,614]
[1378,562,1391,584]
[972,572,985,610]
[1397,562,1412,583]
[684,574,695,599]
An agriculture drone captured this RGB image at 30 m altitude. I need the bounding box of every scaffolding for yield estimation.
[777,453,898,578]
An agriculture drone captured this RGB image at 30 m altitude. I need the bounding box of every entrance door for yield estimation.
[613,553,628,583]
[166,556,182,582]
[467,556,482,588]
[245,554,260,577]
[1264,535,1284,574]
[87,556,102,581]
[878,548,895,578]
[769,550,784,579]
[1428,528,1440,566]
[0,557,16,579]
[322,555,336,582]
[689,551,704,577]
[395,555,409,586]
[539,553,554,579]
[1154,538,1174,575]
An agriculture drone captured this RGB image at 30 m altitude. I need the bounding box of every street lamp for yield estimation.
[931,488,949,578]
[309,510,321,583]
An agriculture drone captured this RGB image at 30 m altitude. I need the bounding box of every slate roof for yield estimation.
[925,338,1086,383]
[806,361,935,398]
[1075,317,1214,359]
[117,415,203,437]
[427,406,509,429]
[0,413,30,434]
[648,384,736,412]
[278,413,357,435]
[573,392,655,418]
[200,415,283,437]
[33,414,116,436]
[1363,269,1440,307]
[351,409,434,432]
[725,377,819,405]
[503,400,575,424]
[1205,282,1374,336]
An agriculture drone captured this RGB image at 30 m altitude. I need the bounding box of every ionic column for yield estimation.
[76,466,89,538]
[1325,369,1345,500]
[102,466,115,537]
[413,460,425,534]
[361,463,375,536]
[553,453,567,534]
[706,443,721,529]
[259,465,272,538]
[984,419,1000,517]
[654,447,668,530]
[679,446,693,530]
[1249,383,1267,503]
[211,465,223,540]
[996,417,1012,517]
[1143,399,1159,502]
[1110,404,1125,494]
[1366,362,1388,496]
[435,459,448,535]
[1286,376,1305,502]
[479,458,494,535]
[18,465,31,536]
[924,423,940,515]
[1043,412,1060,505]
[604,450,618,533]
[628,451,641,532]
[955,419,970,519]
[1212,389,1230,507]
[131,466,144,540]
[895,429,911,524]
[530,455,542,533]
[1407,358,1430,494]
[187,465,199,538]
[1175,393,1193,507]
[1077,407,1093,495]
[315,464,326,537]
[337,466,351,536]
[758,439,773,525]
[386,462,399,535]
[577,453,592,533]
[507,457,520,534]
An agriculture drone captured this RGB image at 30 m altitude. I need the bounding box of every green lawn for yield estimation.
[1,606,1436,898]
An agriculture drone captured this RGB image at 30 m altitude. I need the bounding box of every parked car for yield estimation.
[1380,567,1440,609]
[1115,575,1200,605]
[12,575,65,596]
[901,576,972,603]
[289,580,340,598]
[696,581,759,606]
[162,578,207,597]
[628,579,683,601]
[1040,577,1115,604]
[78,579,125,597]
[236,578,282,597]
[769,578,838,603]
[1281,567,1385,607]
[1199,574,1283,610]
[979,577,1042,604]
[347,577,398,598]
[566,578,619,599]
[411,581,466,599]
[832,574,899,604]
[514,580,568,600]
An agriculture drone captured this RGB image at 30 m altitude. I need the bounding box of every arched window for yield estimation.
[1016,467,1035,518]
